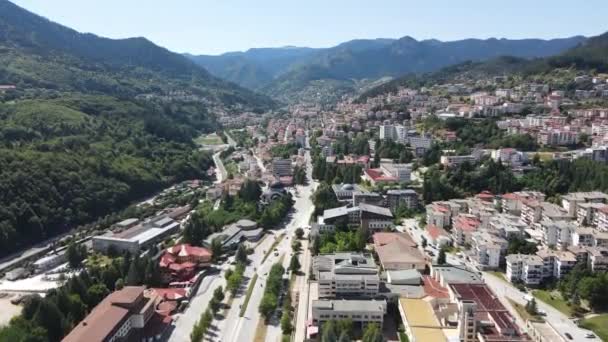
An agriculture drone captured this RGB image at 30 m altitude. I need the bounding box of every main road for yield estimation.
[218,149,316,342]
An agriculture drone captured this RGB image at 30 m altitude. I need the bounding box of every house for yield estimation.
[373,232,426,272]
[536,249,577,279]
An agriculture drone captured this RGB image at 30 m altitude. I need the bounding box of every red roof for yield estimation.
[166,244,212,258]
[422,276,449,299]
[364,168,397,182]
[453,215,481,232]
[148,288,187,301]
[427,225,449,240]
[501,193,519,200]
[168,261,196,272]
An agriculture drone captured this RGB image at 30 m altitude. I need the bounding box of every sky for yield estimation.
[11,0,608,55]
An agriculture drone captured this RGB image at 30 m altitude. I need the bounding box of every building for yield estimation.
[312,299,387,327]
[536,249,577,279]
[204,219,264,249]
[373,232,426,272]
[452,214,481,247]
[588,247,608,272]
[271,158,292,177]
[399,298,448,342]
[316,204,393,232]
[159,244,212,283]
[33,251,68,273]
[470,231,506,270]
[449,283,531,341]
[363,162,412,185]
[313,253,380,298]
[439,154,479,167]
[541,219,575,248]
[386,189,418,212]
[332,183,367,203]
[92,215,180,254]
[426,225,452,248]
[62,286,161,342]
[506,254,544,285]
[352,191,384,207]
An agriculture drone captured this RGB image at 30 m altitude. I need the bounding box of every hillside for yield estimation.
[0,0,275,109]
[357,32,608,102]
[0,0,275,256]
[189,35,585,104]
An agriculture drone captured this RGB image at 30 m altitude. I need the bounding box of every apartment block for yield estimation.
[312,299,387,327]
[506,254,544,286]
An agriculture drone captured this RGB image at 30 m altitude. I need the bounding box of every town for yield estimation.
[2,1,608,342]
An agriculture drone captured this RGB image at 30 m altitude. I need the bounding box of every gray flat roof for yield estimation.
[313,299,386,312]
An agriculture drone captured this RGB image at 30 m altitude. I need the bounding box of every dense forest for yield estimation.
[0,94,216,255]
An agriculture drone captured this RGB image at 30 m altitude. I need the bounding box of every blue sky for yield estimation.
[11,0,608,55]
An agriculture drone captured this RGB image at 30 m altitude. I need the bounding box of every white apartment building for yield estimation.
[506,254,544,286]
[380,162,412,183]
[541,219,575,248]
[588,247,608,272]
[440,154,478,167]
[536,249,577,279]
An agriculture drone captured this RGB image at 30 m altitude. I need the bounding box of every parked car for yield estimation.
[565,332,573,340]
[586,333,596,339]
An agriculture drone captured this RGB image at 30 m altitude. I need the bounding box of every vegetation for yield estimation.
[532,290,573,317]
[317,228,367,254]
[507,235,538,255]
[311,182,340,216]
[239,273,258,317]
[259,263,285,320]
[227,263,246,297]
[320,319,355,342]
[0,250,162,341]
[270,143,299,159]
[580,314,608,341]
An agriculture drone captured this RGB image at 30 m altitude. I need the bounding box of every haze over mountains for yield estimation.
[187,35,586,103]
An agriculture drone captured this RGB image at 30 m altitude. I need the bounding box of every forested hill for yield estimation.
[0,0,275,109]
[357,31,608,102]
[0,0,275,256]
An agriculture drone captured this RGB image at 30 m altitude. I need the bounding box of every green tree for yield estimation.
[525,298,538,315]
[437,248,447,265]
[321,320,338,342]
[86,283,110,308]
[289,254,301,272]
[362,323,383,342]
[32,300,66,342]
[235,244,248,264]
[281,311,293,334]
[66,242,87,269]
[213,286,225,302]
[295,227,305,239]
[211,237,223,262]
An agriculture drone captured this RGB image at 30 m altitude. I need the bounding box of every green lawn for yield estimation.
[532,290,572,317]
[239,273,258,317]
[508,298,544,323]
[195,133,223,146]
[486,271,509,283]
[580,314,608,341]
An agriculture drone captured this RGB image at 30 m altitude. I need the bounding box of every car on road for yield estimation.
[565,332,573,340]
[586,333,596,338]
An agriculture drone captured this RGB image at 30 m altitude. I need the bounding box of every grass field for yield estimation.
[580,314,608,341]
[508,298,544,323]
[239,273,258,317]
[532,290,572,316]
[195,133,223,146]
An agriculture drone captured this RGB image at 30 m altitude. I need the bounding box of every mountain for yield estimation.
[0,0,275,109]
[186,46,320,89]
[357,31,608,102]
[0,0,276,257]
[188,36,586,103]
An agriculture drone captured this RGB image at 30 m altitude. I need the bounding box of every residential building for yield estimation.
[386,189,418,212]
[588,247,608,272]
[426,225,452,248]
[506,254,544,286]
[470,231,507,270]
[439,154,478,167]
[380,162,412,183]
[271,158,292,177]
[541,219,575,248]
[452,214,481,247]
[536,249,577,279]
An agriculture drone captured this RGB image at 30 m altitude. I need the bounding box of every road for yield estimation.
[215,150,316,342]
[224,131,237,147]
[293,238,312,342]
[212,151,227,183]
[168,272,225,342]
[483,272,594,341]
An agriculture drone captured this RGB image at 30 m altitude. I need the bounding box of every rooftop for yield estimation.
[399,298,447,342]
[313,299,386,312]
